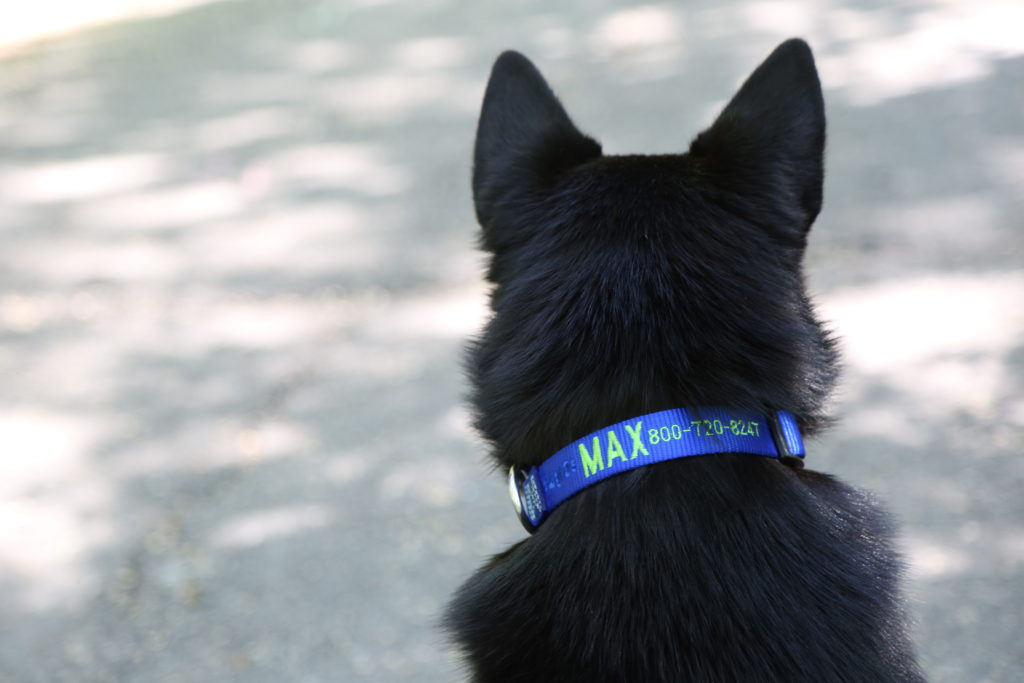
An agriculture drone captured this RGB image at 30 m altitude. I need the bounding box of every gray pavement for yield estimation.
[0,1,1022,681]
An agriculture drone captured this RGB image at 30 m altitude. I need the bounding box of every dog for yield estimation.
[445,39,924,682]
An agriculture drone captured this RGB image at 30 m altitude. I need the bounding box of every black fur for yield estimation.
[446,40,924,682]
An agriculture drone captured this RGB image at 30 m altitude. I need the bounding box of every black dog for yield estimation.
[446,39,924,682]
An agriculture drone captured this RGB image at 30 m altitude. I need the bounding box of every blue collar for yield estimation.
[508,406,804,532]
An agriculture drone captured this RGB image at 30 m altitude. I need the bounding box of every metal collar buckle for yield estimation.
[507,465,541,533]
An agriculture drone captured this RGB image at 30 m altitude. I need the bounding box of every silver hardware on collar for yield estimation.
[507,466,535,533]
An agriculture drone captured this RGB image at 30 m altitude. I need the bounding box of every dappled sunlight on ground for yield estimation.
[822,272,1023,420]
[0,0,1021,680]
[210,504,334,549]
[0,410,114,611]
[0,0,228,54]
[0,153,170,203]
[818,0,1024,105]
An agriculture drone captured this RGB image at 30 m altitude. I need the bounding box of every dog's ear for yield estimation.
[690,39,825,236]
[473,51,602,228]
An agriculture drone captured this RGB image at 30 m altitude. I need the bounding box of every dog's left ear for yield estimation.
[690,39,825,237]
[473,51,602,229]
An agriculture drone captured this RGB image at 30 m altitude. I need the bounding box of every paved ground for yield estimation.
[0,1,1021,681]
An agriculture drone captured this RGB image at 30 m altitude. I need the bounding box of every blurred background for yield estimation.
[0,0,1021,681]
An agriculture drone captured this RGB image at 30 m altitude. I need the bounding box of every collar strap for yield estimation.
[508,407,804,532]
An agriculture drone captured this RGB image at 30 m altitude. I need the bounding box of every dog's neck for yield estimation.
[470,284,838,470]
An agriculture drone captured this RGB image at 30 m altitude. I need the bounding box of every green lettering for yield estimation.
[625,421,648,458]
[605,431,627,467]
[579,437,604,477]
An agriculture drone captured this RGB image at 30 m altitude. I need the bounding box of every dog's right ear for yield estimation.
[473,51,602,229]
[689,39,825,240]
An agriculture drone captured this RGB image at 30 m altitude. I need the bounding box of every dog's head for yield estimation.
[470,40,838,467]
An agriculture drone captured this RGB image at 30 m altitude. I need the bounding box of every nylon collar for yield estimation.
[508,406,804,532]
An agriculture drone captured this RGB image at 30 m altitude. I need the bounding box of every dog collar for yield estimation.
[508,407,804,532]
